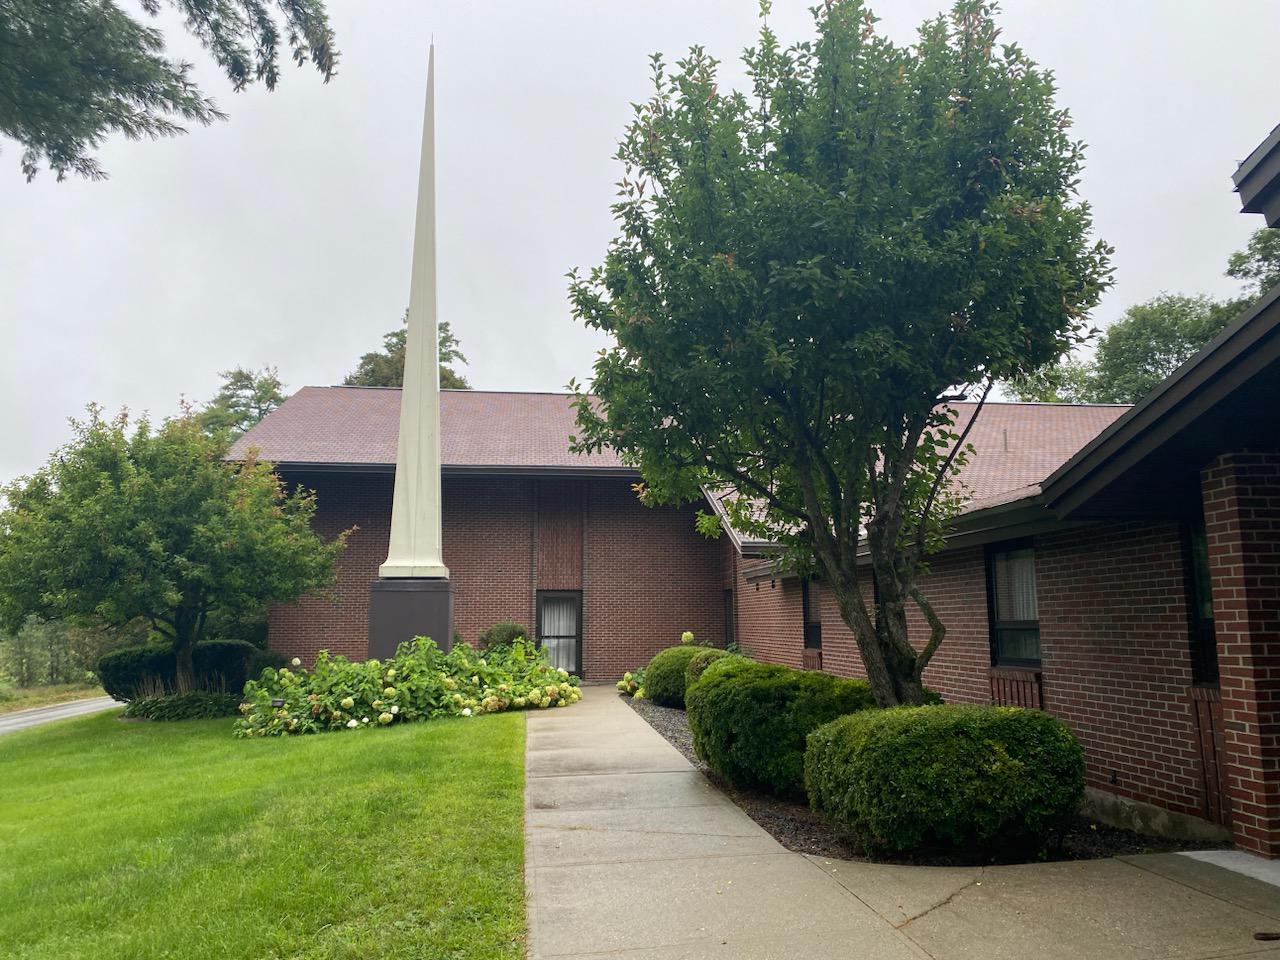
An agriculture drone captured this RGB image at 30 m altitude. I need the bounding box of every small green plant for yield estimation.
[805,704,1084,857]
[643,645,708,708]
[687,657,881,797]
[235,637,581,737]
[123,691,242,721]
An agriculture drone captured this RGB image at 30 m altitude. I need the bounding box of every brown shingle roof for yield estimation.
[228,386,628,472]
[230,388,1127,511]
[946,401,1128,504]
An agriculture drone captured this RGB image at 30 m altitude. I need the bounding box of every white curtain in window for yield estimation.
[994,549,1038,622]
[540,596,578,672]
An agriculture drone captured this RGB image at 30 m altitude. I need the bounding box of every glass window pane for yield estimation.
[997,627,1040,663]
[994,548,1037,621]
[541,596,577,638]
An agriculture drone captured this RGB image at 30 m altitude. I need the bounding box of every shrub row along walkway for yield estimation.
[524,687,1280,960]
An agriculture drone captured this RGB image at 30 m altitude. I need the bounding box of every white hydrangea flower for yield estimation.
[346,719,358,729]
[461,708,473,717]
[291,657,302,667]
[390,705,399,714]
[362,717,369,724]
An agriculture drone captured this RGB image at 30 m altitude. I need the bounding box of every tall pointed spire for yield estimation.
[368,44,454,658]
[380,43,448,580]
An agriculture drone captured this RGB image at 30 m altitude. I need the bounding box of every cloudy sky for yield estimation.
[2,0,1277,486]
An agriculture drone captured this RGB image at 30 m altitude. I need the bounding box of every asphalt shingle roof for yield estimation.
[230,387,1127,511]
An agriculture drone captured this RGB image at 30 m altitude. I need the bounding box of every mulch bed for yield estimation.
[624,694,1226,865]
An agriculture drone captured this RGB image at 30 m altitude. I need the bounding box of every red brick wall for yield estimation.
[735,522,1217,830]
[1203,453,1280,857]
[1035,522,1204,819]
[583,480,725,680]
[268,473,725,683]
[537,480,584,590]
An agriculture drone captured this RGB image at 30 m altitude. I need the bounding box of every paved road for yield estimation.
[525,687,1280,960]
[0,696,119,736]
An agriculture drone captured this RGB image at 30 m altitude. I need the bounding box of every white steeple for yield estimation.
[379,44,449,579]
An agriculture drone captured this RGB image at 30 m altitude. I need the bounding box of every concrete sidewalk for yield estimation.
[0,695,118,736]
[524,687,1280,960]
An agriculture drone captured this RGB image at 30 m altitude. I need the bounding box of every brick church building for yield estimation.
[232,125,1280,858]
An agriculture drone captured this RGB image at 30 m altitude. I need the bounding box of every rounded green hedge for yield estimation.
[685,647,732,688]
[478,620,533,649]
[98,640,281,701]
[805,704,1084,857]
[686,657,876,797]
[643,645,708,707]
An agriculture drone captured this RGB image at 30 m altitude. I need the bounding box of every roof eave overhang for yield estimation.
[253,460,642,479]
[1040,285,1280,518]
[1234,124,1280,228]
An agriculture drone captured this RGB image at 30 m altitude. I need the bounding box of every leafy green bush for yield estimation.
[643,645,708,707]
[98,639,270,700]
[615,666,646,697]
[686,657,876,797]
[686,647,731,687]
[805,704,1084,857]
[235,636,582,737]
[122,691,242,721]
[478,620,533,650]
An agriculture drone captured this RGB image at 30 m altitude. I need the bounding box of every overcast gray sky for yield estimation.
[2,0,1277,486]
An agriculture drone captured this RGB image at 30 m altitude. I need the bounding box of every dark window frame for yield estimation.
[802,579,823,650]
[1182,517,1221,686]
[535,589,583,677]
[723,589,735,649]
[985,539,1041,668]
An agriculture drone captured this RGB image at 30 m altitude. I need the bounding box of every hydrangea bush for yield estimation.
[234,636,581,737]
[616,666,646,698]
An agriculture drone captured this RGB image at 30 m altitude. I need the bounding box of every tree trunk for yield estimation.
[174,639,196,693]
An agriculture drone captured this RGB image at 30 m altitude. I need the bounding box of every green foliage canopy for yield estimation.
[198,365,287,437]
[1008,227,1280,404]
[1,0,337,180]
[345,312,471,390]
[570,1,1110,705]
[0,407,344,685]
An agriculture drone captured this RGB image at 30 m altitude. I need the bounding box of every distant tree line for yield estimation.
[1007,228,1280,403]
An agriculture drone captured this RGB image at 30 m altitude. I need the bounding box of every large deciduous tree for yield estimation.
[0,407,345,687]
[1,0,337,181]
[569,0,1111,706]
[345,312,470,389]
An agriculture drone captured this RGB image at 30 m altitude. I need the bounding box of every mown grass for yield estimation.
[0,681,104,714]
[0,709,526,960]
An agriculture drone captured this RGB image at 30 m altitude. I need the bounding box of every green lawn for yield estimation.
[0,709,527,960]
[0,681,104,714]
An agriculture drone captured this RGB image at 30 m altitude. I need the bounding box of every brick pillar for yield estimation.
[1202,453,1280,857]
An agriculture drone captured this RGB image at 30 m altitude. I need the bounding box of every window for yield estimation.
[1186,520,1220,685]
[987,544,1040,665]
[802,579,823,650]
[536,591,581,675]
[723,589,735,649]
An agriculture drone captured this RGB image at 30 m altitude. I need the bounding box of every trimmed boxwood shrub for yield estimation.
[805,704,1085,857]
[643,645,707,707]
[685,647,732,687]
[122,691,242,721]
[98,639,274,700]
[686,657,876,797]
